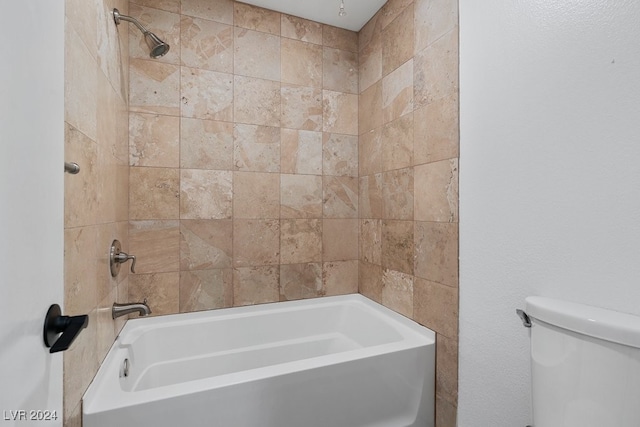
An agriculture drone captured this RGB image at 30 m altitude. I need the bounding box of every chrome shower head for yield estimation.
[112,8,170,59]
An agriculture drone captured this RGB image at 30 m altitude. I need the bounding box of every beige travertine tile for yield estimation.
[281,38,323,88]
[382,269,414,318]
[129,4,180,65]
[96,81,127,224]
[129,220,180,274]
[414,159,459,222]
[281,14,322,44]
[359,81,382,135]
[129,58,180,116]
[129,272,180,315]
[180,219,233,270]
[414,221,458,287]
[65,124,98,228]
[359,29,382,93]
[181,0,233,24]
[64,400,82,427]
[323,219,359,261]
[233,124,280,172]
[436,333,459,402]
[380,0,414,29]
[129,113,180,167]
[359,129,382,176]
[65,0,96,59]
[65,226,98,315]
[98,0,129,99]
[323,47,358,94]
[359,261,383,303]
[360,219,382,264]
[280,263,323,301]
[281,85,323,131]
[414,28,458,109]
[280,219,322,264]
[382,59,413,124]
[281,85,322,131]
[129,167,179,220]
[382,114,413,171]
[323,260,359,296]
[323,25,358,52]
[180,169,233,219]
[281,174,323,218]
[281,129,323,175]
[358,10,381,52]
[323,133,358,177]
[65,23,97,140]
[63,309,97,419]
[233,266,280,306]
[414,277,458,339]
[323,90,359,135]
[180,16,233,73]
[179,269,233,312]
[114,276,129,334]
[413,94,459,165]
[234,2,280,35]
[233,219,280,267]
[414,0,458,54]
[132,0,180,13]
[234,28,280,81]
[180,118,234,170]
[436,395,458,427]
[181,67,233,121]
[233,172,280,219]
[382,220,414,274]
[323,176,358,218]
[234,76,281,127]
[359,174,383,219]
[382,3,414,76]
[96,289,116,362]
[383,168,414,220]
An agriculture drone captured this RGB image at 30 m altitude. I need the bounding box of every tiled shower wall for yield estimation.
[63,0,130,424]
[127,0,360,313]
[358,0,459,425]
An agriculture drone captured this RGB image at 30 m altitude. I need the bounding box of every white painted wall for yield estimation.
[459,1,640,425]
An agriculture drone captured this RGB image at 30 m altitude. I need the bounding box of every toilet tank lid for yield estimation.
[526,296,640,349]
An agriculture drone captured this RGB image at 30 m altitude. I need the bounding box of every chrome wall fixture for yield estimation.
[64,162,80,174]
[112,8,170,58]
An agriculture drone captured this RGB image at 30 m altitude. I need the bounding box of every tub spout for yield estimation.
[112,299,151,319]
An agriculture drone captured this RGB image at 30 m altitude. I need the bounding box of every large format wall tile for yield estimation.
[181,67,233,121]
[180,16,233,73]
[180,169,233,219]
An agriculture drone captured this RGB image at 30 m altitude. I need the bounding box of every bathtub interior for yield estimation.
[119,300,406,392]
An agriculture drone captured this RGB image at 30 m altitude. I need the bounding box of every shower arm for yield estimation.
[113,9,151,35]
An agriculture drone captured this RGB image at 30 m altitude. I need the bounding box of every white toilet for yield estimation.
[519,296,640,427]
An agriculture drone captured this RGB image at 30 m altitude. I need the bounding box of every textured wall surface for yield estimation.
[357,1,459,425]
[63,0,131,424]
[459,1,640,425]
[126,0,360,314]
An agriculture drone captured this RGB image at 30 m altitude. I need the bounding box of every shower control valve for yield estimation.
[110,240,136,277]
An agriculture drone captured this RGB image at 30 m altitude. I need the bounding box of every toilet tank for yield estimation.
[525,296,640,427]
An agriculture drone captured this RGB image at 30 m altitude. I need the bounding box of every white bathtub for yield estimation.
[83,294,435,427]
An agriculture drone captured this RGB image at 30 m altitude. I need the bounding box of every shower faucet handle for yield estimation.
[114,252,136,273]
[110,240,136,276]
